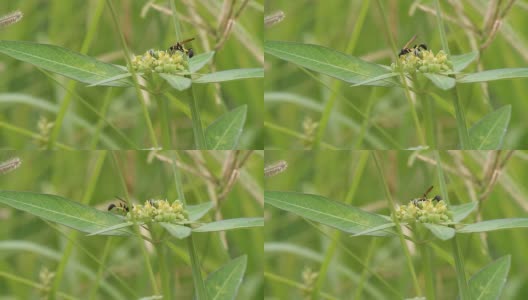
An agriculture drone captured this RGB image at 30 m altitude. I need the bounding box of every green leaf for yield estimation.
[192,217,263,232]
[187,202,214,221]
[189,51,215,73]
[265,191,393,236]
[469,105,511,149]
[159,73,192,91]
[265,40,396,87]
[206,255,247,300]
[205,105,247,149]
[0,191,132,235]
[0,40,130,87]
[159,222,191,239]
[352,222,396,237]
[351,72,399,87]
[422,223,455,240]
[457,218,528,233]
[87,221,135,236]
[451,202,478,223]
[193,68,263,83]
[469,255,511,300]
[87,73,133,87]
[451,51,478,72]
[423,73,456,90]
[457,68,528,83]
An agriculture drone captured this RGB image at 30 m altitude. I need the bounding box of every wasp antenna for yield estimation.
[402,34,418,49]
[423,185,434,198]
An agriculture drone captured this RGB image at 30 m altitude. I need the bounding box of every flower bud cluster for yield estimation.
[131,50,188,75]
[126,199,188,224]
[391,49,453,74]
[394,198,453,224]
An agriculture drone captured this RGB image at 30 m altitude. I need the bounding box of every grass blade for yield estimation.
[457,218,528,233]
[457,68,528,83]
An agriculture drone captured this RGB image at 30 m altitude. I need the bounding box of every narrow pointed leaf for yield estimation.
[87,221,135,236]
[0,191,132,235]
[205,105,247,149]
[422,223,455,240]
[206,255,247,300]
[159,223,191,239]
[457,218,528,233]
[193,68,263,83]
[192,217,263,232]
[457,68,528,83]
[352,222,396,237]
[88,73,133,87]
[265,40,396,86]
[265,191,393,236]
[187,202,214,221]
[0,40,130,87]
[469,105,511,149]
[423,73,456,90]
[451,202,478,223]
[469,255,510,300]
[159,73,192,91]
[189,51,215,73]
[351,72,399,87]
[451,51,478,72]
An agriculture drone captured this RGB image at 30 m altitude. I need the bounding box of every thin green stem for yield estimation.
[452,236,470,299]
[187,85,206,149]
[88,238,113,300]
[264,121,340,150]
[313,1,370,148]
[106,0,158,148]
[156,95,172,148]
[452,88,470,149]
[372,152,422,296]
[354,238,377,300]
[48,0,104,148]
[111,153,159,294]
[354,89,376,149]
[0,121,73,150]
[423,92,437,148]
[156,232,172,300]
[264,272,338,300]
[311,152,369,299]
[187,235,207,300]
[417,233,436,300]
[399,74,426,146]
[89,88,114,149]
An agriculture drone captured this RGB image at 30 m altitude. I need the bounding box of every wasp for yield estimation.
[398,35,427,57]
[108,198,129,214]
[411,185,442,206]
[168,37,195,58]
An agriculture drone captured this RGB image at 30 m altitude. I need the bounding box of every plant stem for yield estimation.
[89,88,114,149]
[452,88,470,149]
[417,230,436,300]
[372,152,422,296]
[312,152,369,299]
[452,236,470,299]
[187,85,206,149]
[187,235,208,299]
[156,94,172,148]
[106,0,158,148]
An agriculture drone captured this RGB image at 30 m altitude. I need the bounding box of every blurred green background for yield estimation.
[0,0,263,149]
[265,1,528,149]
[265,150,528,299]
[0,150,263,299]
